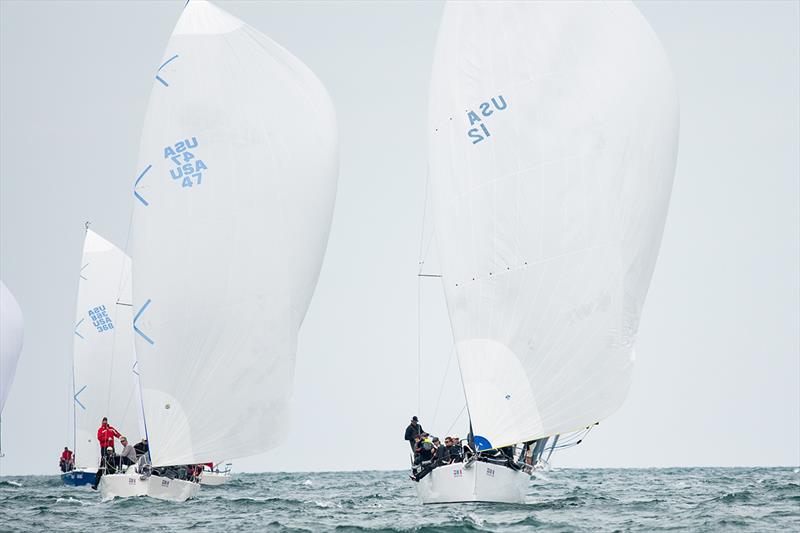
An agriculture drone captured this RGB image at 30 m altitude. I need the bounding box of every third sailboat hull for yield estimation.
[98,472,199,502]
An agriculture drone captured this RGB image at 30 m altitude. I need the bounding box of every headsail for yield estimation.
[428,1,678,448]
[0,281,24,414]
[131,0,338,466]
[71,230,140,469]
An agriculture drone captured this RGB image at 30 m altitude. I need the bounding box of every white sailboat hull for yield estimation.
[147,474,201,501]
[98,472,200,502]
[98,472,148,500]
[415,462,530,504]
[200,471,231,486]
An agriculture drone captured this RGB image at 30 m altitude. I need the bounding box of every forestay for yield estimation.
[130,0,338,466]
[0,281,24,413]
[71,230,140,470]
[428,1,679,449]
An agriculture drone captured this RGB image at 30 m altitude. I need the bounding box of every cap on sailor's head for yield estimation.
[106,446,113,451]
[412,416,418,422]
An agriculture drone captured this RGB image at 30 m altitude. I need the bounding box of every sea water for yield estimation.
[1,468,797,532]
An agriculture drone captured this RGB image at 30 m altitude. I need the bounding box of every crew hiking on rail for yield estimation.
[403,415,531,481]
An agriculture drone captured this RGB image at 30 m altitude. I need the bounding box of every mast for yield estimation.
[71,363,76,457]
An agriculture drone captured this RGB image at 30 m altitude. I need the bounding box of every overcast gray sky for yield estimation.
[1,1,798,476]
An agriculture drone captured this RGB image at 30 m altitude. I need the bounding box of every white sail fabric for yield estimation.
[428,1,678,448]
[131,0,337,466]
[0,281,24,414]
[72,230,140,470]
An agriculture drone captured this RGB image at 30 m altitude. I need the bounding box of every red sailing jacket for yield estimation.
[60,450,73,462]
[97,423,121,450]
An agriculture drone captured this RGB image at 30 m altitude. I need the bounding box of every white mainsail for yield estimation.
[428,1,678,449]
[0,281,24,414]
[72,230,140,470]
[130,0,337,467]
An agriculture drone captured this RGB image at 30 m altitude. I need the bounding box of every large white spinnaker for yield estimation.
[72,230,140,470]
[131,0,337,467]
[0,281,24,414]
[428,1,678,449]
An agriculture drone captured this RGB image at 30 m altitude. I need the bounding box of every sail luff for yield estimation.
[0,281,24,415]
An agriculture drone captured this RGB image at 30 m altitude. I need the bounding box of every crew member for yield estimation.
[59,447,74,472]
[435,438,450,465]
[96,417,121,454]
[91,446,117,490]
[415,433,434,463]
[404,416,424,451]
[119,436,137,466]
[133,438,149,458]
[446,437,462,463]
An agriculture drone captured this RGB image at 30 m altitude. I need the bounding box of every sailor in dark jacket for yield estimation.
[404,416,424,451]
[91,446,118,490]
[133,438,149,458]
[434,437,450,465]
[446,437,462,463]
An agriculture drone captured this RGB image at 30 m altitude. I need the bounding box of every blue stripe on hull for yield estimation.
[61,471,95,486]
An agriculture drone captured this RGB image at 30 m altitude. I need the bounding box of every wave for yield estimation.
[711,490,754,504]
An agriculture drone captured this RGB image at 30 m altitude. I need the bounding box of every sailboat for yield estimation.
[414,1,678,504]
[99,0,337,502]
[63,228,141,487]
[0,281,24,460]
[199,462,232,486]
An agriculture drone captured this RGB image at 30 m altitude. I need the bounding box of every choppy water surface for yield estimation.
[1,468,797,531]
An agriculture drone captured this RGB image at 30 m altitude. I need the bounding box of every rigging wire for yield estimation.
[546,425,596,454]
[445,404,467,437]
[430,344,455,429]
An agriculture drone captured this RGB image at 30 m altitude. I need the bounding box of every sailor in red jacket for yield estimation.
[96,417,121,453]
[59,447,74,472]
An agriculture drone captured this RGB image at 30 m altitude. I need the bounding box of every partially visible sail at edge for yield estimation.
[131,0,338,466]
[428,1,679,449]
[72,230,140,470]
[0,281,24,414]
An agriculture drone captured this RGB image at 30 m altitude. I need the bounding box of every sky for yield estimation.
[0,0,798,476]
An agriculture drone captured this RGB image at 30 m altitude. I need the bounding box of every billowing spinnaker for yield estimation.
[131,1,337,466]
[428,1,678,448]
[72,230,140,470]
[0,281,23,413]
